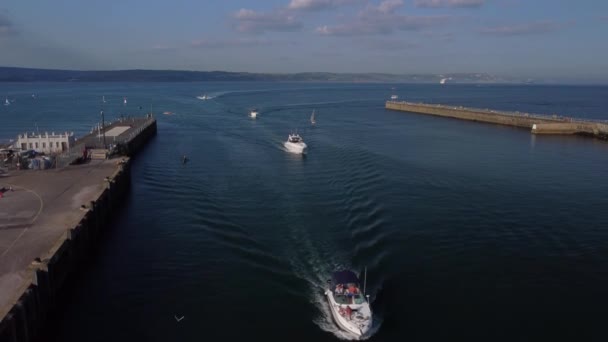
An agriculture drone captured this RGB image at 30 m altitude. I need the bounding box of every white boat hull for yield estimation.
[284,141,307,154]
[250,112,257,118]
[324,290,372,339]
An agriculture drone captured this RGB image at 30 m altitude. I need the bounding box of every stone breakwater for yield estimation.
[386,101,608,140]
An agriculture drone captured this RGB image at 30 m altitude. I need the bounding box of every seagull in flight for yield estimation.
[174,315,185,322]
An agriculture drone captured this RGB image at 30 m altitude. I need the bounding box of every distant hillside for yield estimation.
[0,67,526,83]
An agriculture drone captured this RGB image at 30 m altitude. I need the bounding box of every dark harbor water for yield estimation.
[2,83,608,341]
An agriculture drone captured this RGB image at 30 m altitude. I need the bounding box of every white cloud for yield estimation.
[480,21,572,36]
[316,0,450,36]
[364,38,421,50]
[191,38,288,48]
[0,12,17,36]
[375,0,404,14]
[233,8,302,33]
[151,44,175,51]
[287,0,361,11]
[414,0,485,8]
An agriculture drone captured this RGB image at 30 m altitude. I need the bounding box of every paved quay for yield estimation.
[0,159,124,313]
[0,115,155,342]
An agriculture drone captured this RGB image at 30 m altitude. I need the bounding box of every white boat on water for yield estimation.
[310,109,316,125]
[197,94,210,100]
[390,95,398,100]
[4,98,9,106]
[284,133,307,154]
[325,270,372,339]
[249,109,258,119]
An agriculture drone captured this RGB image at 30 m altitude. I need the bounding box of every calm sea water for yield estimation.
[1,83,608,341]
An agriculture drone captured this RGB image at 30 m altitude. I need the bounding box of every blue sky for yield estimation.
[1,0,607,80]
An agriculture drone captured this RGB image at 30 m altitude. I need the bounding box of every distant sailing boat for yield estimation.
[102,96,107,103]
[123,97,127,106]
[4,98,10,106]
[310,109,316,125]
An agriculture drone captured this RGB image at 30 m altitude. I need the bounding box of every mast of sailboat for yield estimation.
[363,267,368,298]
[100,96,106,148]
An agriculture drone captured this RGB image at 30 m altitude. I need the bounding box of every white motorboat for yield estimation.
[249,109,258,118]
[197,94,210,100]
[390,95,398,100]
[325,270,372,339]
[284,133,307,154]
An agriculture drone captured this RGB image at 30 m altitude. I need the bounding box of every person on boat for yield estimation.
[345,306,353,320]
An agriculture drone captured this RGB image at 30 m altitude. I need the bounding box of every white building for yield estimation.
[14,132,75,154]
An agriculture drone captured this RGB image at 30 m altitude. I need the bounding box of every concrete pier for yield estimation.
[386,101,608,140]
[0,117,156,342]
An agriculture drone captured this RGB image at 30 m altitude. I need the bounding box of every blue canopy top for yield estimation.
[332,270,360,285]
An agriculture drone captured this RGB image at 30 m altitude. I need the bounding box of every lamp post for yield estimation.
[101,110,106,149]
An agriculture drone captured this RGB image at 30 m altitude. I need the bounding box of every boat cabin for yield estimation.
[330,270,366,305]
[288,134,302,143]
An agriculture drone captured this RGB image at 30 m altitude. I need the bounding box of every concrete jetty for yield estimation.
[0,116,156,342]
[386,101,608,140]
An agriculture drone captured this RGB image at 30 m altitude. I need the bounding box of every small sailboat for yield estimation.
[123,97,127,106]
[249,109,258,119]
[325,269,372,339]
[102,96,107,103]
[310,109,316,125]
[4,98,9,106]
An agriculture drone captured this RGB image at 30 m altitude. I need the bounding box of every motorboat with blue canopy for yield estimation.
[324,269,372,338]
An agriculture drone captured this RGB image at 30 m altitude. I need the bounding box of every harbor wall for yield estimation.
[0,161,131,342]
[386,101,608,140]
[385,101,561,128]
[121,117,157,157]
[0,118,156,342]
